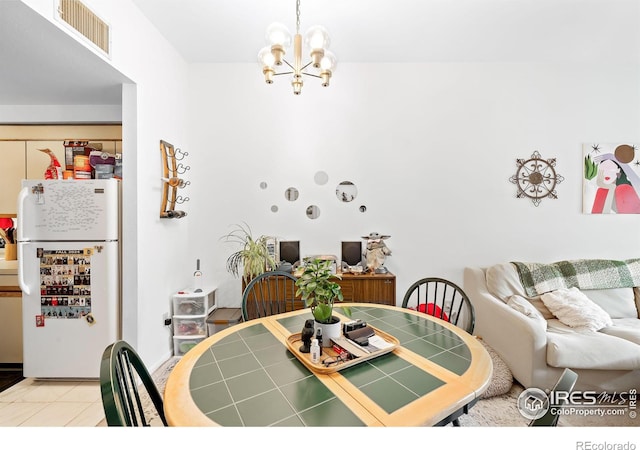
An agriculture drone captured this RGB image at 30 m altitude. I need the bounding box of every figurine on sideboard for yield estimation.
[362,232,392,273]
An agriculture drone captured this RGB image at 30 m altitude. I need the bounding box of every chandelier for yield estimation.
[258,0,336,95]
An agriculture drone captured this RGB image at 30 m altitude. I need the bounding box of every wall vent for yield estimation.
[58,0,110,55]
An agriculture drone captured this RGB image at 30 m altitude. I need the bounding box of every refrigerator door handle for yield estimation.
[17,244,30,296]
[17,187,30,295]
[17,186,27,240]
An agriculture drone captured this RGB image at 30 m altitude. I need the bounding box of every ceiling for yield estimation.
[0,0,637,107]
[131,0,639,64]
[0,0,130,107]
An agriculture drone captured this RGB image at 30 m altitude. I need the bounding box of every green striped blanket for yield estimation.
[512,259,640,297]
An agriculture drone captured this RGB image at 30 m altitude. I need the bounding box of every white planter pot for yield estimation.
[314,316,342,348]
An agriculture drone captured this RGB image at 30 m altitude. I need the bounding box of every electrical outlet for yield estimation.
[163,312,171,327]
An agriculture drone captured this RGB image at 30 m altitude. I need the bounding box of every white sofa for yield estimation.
[464,261,640,392]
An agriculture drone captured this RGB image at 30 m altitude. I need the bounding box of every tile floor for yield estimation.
[0,377,106,426]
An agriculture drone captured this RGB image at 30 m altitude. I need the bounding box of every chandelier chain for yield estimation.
[296,0,301,34]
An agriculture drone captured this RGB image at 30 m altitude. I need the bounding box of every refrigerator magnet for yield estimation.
[85,313,96,326]
[35,315,45,327]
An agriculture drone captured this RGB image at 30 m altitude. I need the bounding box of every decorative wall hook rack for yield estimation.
[160,140,190,219]
[176,163,190,174]
[161,177,190,188]
[174,148,189,160]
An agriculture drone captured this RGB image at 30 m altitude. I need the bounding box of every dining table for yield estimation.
[164,303,493,427]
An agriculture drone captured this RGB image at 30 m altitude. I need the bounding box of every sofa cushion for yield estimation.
[486,262,527,300]
[506,295,547,328]
[584,288,639,319]
[486,263,555,319]
[546,320,640,369]
[541,287,613,331]
[600,318,640,345]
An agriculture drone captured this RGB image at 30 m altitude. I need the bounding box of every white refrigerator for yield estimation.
[17,179,120,378]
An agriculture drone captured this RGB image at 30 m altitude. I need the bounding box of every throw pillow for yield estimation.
[540,287,613,332]
[410,303,450,322]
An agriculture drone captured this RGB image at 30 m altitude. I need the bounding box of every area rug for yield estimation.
[151,357,636,427]
[144,356,182,426]
[152,356,181,395]
[476,339,513,399]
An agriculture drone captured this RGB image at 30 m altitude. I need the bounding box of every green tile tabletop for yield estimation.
[164,303,492,427]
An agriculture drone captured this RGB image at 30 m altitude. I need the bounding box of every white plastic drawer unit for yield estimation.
[173,336,205,356]
[173,315,207,337]
[171,287,217,356]
[173,296,207,315]
[172,288,216,316]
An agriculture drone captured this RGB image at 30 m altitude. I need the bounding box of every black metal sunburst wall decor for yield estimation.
[509,150,564,207]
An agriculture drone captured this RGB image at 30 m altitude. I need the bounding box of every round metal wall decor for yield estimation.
[509,151,564,206]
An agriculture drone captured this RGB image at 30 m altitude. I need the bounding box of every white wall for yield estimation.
[82,0,191,368]
[188,62,640,308]
[19,0,192,369]
[12,1,640,371]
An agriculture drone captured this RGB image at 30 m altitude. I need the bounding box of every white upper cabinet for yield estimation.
[0,125,122,215]
[0,141,27,214]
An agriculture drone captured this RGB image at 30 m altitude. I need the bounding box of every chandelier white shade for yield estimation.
[258,0,336,95]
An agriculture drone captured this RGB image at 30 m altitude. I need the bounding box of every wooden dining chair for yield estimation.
[403,277,476,427]
[100,340,167,426]
[402,277,476,334]
[241,270,302,321]
[529,368,579,427]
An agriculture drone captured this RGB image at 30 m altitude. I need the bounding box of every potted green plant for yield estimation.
[295,258,350,346]
[221,223,276,284]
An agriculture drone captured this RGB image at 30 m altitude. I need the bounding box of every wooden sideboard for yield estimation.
[335,272,396,306]
[241,271,396,307]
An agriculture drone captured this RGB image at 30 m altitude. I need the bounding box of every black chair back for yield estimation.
[242,270,303,321]
[100,340,167,426]
[402,277,475,334]
[529,368,579,427]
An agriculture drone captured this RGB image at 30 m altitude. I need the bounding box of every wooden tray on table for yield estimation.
[286,325,400,374]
